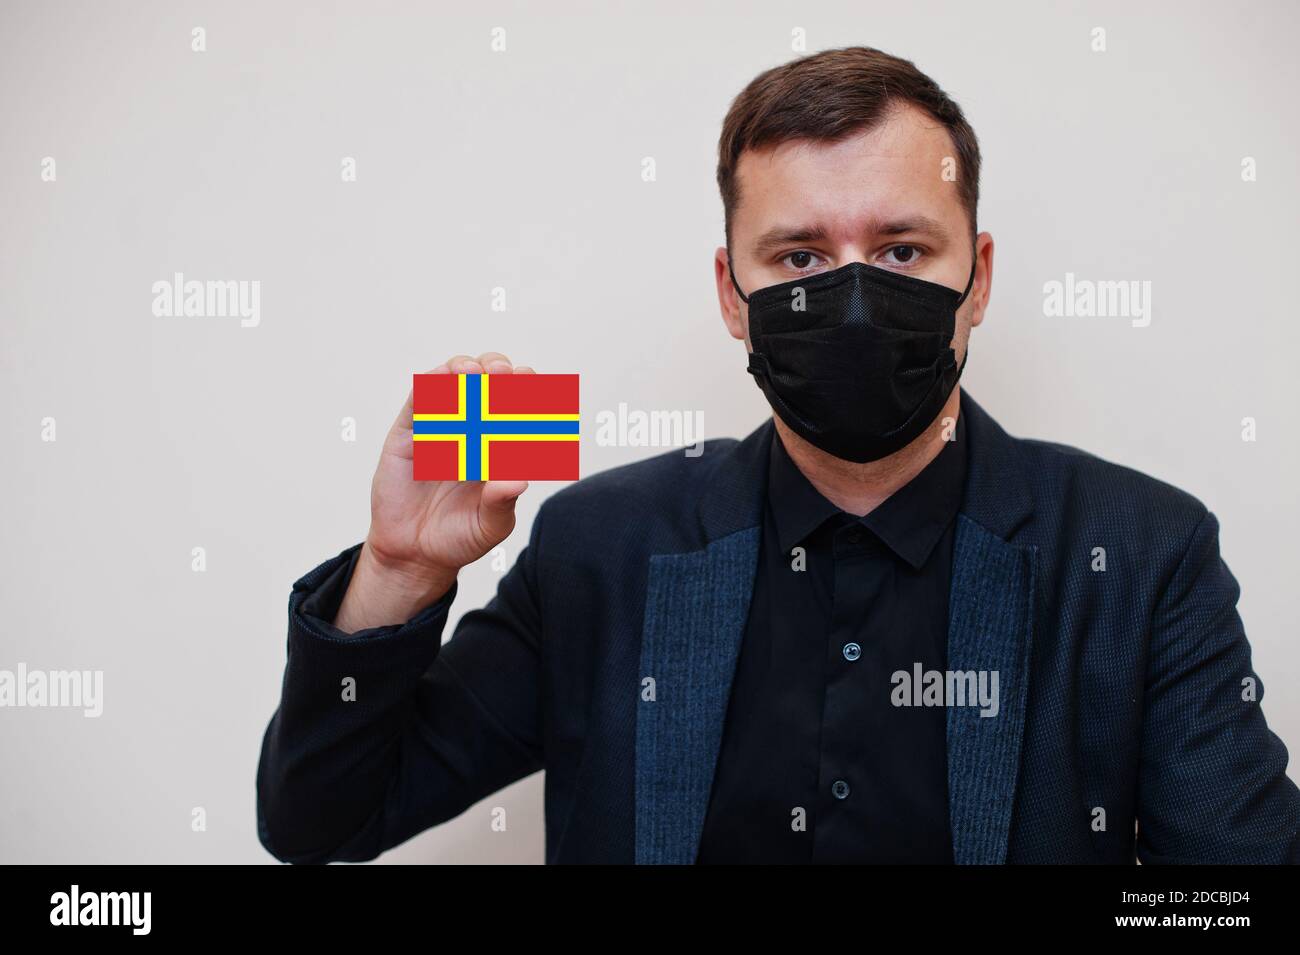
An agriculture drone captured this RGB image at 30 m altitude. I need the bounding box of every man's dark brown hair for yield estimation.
[717,46,981,248]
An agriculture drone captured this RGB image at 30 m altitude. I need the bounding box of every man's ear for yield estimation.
[967,232,995,329]
[714,246,748,342]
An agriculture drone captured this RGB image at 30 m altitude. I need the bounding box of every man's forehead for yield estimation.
[732,104,963,233]
[738,103,954,176]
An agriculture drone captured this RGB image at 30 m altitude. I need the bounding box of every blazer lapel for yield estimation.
[946,390,1039,864]
[634,423,771,865]
[635,526,761,864]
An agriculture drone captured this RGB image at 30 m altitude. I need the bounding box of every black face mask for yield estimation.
[729,252,976,463]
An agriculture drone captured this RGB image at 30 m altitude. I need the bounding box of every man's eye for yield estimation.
[781,250,821,270]
[884,245,921,264]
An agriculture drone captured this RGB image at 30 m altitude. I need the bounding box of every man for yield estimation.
[256,47,1299,864]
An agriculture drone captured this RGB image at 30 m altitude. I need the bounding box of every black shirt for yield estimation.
[695,416,968,864]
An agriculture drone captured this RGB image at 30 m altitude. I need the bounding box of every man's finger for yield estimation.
[476,351,512,373]
[447,355,483,373]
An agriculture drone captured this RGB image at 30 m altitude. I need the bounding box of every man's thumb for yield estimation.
[479,481,528,530]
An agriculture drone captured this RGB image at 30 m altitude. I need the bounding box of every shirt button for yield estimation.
[842,642,862,662]
[831,779,851,800]
[846,528,864,545]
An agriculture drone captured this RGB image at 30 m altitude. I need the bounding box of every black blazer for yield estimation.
[256,390,1300,863]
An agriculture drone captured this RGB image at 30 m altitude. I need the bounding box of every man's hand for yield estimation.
[333,353,532,633]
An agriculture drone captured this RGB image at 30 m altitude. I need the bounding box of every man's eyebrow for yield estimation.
[876,215,949,239]
[752,225,829,255]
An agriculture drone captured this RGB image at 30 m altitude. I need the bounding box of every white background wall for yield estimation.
[1,0,1296,863]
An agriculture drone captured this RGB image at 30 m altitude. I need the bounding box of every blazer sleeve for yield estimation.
[1136,508,1300,863]
[255,510,547,865]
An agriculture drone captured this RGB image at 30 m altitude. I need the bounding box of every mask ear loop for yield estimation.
[729,252,776,380]
[954,248,977,308]
[948,247,978,381]
[727,252,751,305]
[730,254,767,376]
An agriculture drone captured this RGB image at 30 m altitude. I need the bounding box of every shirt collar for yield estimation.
[767,415,969,570]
